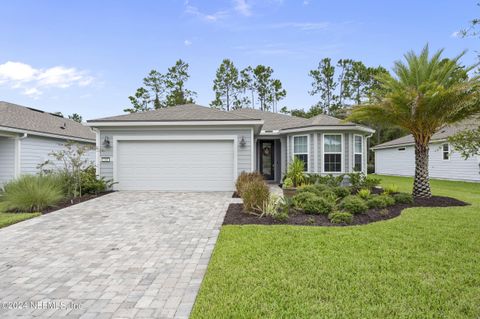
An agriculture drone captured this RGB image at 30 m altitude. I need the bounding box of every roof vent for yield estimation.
[60,123,67,130]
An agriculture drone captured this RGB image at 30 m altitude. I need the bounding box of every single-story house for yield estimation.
[87,104,375,191]
[373,120,480,182]
[0,101,96,186]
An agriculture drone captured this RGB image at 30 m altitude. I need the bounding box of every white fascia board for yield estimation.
[280,125,375,134]
[371,138,448,151]
[86,120,264,127]
[0,126,95,143]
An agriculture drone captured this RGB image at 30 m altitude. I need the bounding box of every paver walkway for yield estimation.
[0,192,232,318]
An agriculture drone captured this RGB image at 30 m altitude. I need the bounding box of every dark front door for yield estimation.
[259,140,275,180]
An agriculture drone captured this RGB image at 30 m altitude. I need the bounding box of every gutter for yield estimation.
[0,125,95,143]
[371,138,448,151]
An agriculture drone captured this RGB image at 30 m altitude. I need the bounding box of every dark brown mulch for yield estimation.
[41,192,113,214]
[223,196,469,227]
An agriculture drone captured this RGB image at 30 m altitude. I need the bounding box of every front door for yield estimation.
[259,140,275,180]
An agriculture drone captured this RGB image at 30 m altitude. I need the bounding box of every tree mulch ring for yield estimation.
[223,195,469,227]
[41,191,114,215]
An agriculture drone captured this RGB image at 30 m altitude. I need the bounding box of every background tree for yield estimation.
[336,59,354,107]
[448,125,480,159]
[165,59,197,106]
[239,66,254,108]
[309,58,338,114]
[253,65,275,111]
[143,70,166,109]
[211,59,240,110]
[269,79,287,113]
[124,87,151,113]
[348,45,480,198]
[68,113,83,123]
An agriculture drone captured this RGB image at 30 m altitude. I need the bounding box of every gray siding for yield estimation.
[97,127,253,182]
[20,136,95,175]
[375,142,480,182]
[0,137,15,186]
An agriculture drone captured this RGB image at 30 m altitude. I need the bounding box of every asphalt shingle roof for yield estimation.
[88,104,261,122]
[0,101,95,141]
[372,118,480,149]
[230,108,311,130]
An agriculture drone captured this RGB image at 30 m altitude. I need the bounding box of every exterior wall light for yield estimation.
[103,136,111,148]
[239,136,247,147]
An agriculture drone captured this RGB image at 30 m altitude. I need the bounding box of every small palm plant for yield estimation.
[349,45,480,198]
[285,157,307,187]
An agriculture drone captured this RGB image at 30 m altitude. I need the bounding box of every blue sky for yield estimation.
[0,0,477,120]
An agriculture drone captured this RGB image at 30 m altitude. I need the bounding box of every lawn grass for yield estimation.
[191,175,480,318]
[0,212,41,229]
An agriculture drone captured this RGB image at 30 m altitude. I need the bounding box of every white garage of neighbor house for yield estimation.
[373,120,480,182]
[0,101,96,186]
[87,104,375,191]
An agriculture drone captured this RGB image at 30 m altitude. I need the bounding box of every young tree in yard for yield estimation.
[309,58,338,114]
[124,87,152,113]
[448,125,480,159]
[211,59,240,110]
[68,113,83,123]
[349,45,480,198]
[165,59,197,106]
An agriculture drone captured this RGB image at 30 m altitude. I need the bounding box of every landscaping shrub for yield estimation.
[379,194,396,206]
[292,192,317,209]
[242,179,270,213]
[367,195,388,209]
[301,196,334,215]
[339,195,368,214]
[393,192,414,204]
[328,212,353,224]
[364,175,381,190]
[282,177,293,188]
[383,184,399,195]
[80,166,111,195]
[320,189,338,202]
[298,184,328,196]
[0,175,64,212]
[257,194,281,217]
[236,171,263,197]
[357,189,371,200]
[331,186,350,199]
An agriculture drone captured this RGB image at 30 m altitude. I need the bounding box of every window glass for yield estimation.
[324,154,342,172]
[324,135,342,153]
[354,154,362,172]
[354,135,362,153]
[293,136,308,153]
[443,143,450,160]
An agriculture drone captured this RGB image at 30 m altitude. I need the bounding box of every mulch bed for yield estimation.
[223,196,469,227]
[41,192,113,215]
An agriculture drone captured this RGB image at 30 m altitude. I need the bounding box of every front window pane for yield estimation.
[324,154,342,172]
[354,154,362,171]
[294,136,308,153]
[355,136,362,153]
[324,135,342,153]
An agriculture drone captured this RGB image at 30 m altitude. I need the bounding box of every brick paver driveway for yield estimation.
[0,191,232,318]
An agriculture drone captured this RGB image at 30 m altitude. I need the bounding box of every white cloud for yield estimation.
[0,61,94,97]
[233,0,251,16]
[185,4,229,22]
[303,0,310,5]
[451,31,462,38]
[184,39,192,46]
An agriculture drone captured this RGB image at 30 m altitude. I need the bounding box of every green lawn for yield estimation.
[192,175,480,318]
[0,212,40,229]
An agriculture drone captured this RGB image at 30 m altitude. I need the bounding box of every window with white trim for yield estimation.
[323,134,342,172]
[442,143,450,160]
[354,135,363,172]
[293,135,308,171]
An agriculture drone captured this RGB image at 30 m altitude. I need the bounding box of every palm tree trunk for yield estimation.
[413,142,432,198]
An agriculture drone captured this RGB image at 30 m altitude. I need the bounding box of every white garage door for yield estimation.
[116,140,235,191]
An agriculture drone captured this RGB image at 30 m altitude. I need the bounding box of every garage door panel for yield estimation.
[116,140,235,191]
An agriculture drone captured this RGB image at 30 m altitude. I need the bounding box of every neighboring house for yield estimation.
[87,104,374,191]
[372,120,480,182]
[0,101,96,186]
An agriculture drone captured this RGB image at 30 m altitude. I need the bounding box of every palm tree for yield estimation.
[349,45,480,198]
